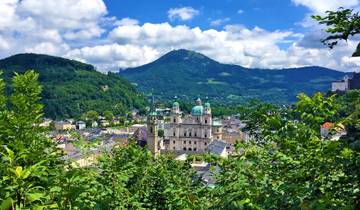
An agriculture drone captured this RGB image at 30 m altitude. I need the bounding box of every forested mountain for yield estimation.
[120,49,347,104]
[0,53,145,119]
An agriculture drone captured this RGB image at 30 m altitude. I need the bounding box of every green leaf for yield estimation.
[0,198,14,210]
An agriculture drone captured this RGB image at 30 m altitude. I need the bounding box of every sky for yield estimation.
[0,0,359,72]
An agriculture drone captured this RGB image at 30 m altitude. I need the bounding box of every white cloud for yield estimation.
[210,18,231,26]
[114,17,139,26]
[66,44,159,71]
[292,0,359,14]
[237,9,244,14]
[0,0,359,73]
[168,7,199,21]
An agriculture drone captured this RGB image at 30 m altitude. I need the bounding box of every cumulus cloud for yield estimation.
[168,7,199,21]
[0,0,359,72]
[292,0,359,14]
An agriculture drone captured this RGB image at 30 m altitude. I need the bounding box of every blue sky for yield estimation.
[104,0,308,31]
[0,0,359,72]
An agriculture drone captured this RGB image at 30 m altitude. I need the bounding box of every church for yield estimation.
[146,98,227,157]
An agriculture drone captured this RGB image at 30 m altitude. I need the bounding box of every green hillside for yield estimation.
[0,53,145,119]
[120,49,347,105]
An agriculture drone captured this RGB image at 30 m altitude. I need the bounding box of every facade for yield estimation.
[331,75,350,92]
[332,73,360,92]
[164,98,223,154]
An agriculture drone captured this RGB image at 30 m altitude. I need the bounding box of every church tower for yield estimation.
[147,97,160,157]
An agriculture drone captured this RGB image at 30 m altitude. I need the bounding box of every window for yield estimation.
[217,136,220,139]
[205,134,207,138]
[194,148,197,151]
[188,148,192,151]
[189,132,192,137]
[205,142,207,146]
[194,141,197,145]
[173,147,175,150]
[194,133,197,137]
[205,119,207,124]
[189,141,191,144]
[183,147,186,151]
[173,141,175,144]
[173,132,176,137]
[217,129,219,132]
[150,127,153,134]
[173,118,176,123]
[184,141,186,144]
[184,132,186,137]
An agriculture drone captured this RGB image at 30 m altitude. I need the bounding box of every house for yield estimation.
[55,121,74,131]
[320,122,346,140]
[76,121,86,130]
[91,121,98,128]
[207,140,228,158]
[39,118,52,127]
[100,119,109,127]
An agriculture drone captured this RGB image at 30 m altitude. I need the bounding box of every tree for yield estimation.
[103,110,114,121]
[0,71,64,209]
[312,8,360,56]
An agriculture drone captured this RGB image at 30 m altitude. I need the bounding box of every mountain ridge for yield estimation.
[119,49,347,104]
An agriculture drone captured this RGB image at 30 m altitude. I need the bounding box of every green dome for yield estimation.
[191,105,204,116]
[204,102,210,108]
[173,101,179,108]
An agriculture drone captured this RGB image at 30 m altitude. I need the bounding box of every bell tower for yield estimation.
[147,96,159,157]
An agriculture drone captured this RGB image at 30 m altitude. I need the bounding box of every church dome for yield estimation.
[204,102,210,108]
[191,105,204,116]
[172,101,179,108]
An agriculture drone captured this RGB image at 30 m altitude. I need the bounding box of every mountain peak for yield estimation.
[155,49,218,64]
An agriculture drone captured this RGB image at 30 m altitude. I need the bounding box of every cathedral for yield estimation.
[164,98,223,153]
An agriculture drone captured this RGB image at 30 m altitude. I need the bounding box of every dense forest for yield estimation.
[0,71,359,209]
[0,53,146,119]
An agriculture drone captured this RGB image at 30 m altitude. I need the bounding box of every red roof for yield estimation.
[321,122,334,129]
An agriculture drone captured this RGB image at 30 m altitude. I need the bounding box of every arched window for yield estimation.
[188,148,192,151]
[184,132,186,137]
[183,147,186,151]
[204,134,207,138]
[173,118,176,123]
[150,127,153,134]
[205,119,208,124]
[194,132,197,137]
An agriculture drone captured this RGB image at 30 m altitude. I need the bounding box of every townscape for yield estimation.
[1,1,360,209]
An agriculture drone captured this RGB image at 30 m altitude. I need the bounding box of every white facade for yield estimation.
[165,99,223,153]
[332,75,350,92]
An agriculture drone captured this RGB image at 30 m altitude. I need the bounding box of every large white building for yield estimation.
[163,98,223,153]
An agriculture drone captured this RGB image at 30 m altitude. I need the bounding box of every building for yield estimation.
[332,73,360,92]
[146,108,160,157]
[76,121,86,130]
[55,121,74,131]
[164,98,224,154]
[332,75,350,92]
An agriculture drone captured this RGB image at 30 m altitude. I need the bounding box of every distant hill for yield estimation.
[0,53,145,119]
[119,49,347,105]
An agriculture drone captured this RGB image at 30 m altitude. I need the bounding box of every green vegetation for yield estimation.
[0,53,146,119]
[1,70,359,209]
[120,49,347,105]
[312,8,360,56]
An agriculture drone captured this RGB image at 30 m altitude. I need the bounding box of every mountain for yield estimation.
[119,49,347,105]
[0,53,145,119]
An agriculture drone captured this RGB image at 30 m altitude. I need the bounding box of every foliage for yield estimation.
[1,70,360,209]
[312,8,360,56]
[0,53,146,119]
[214,92,360,209]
